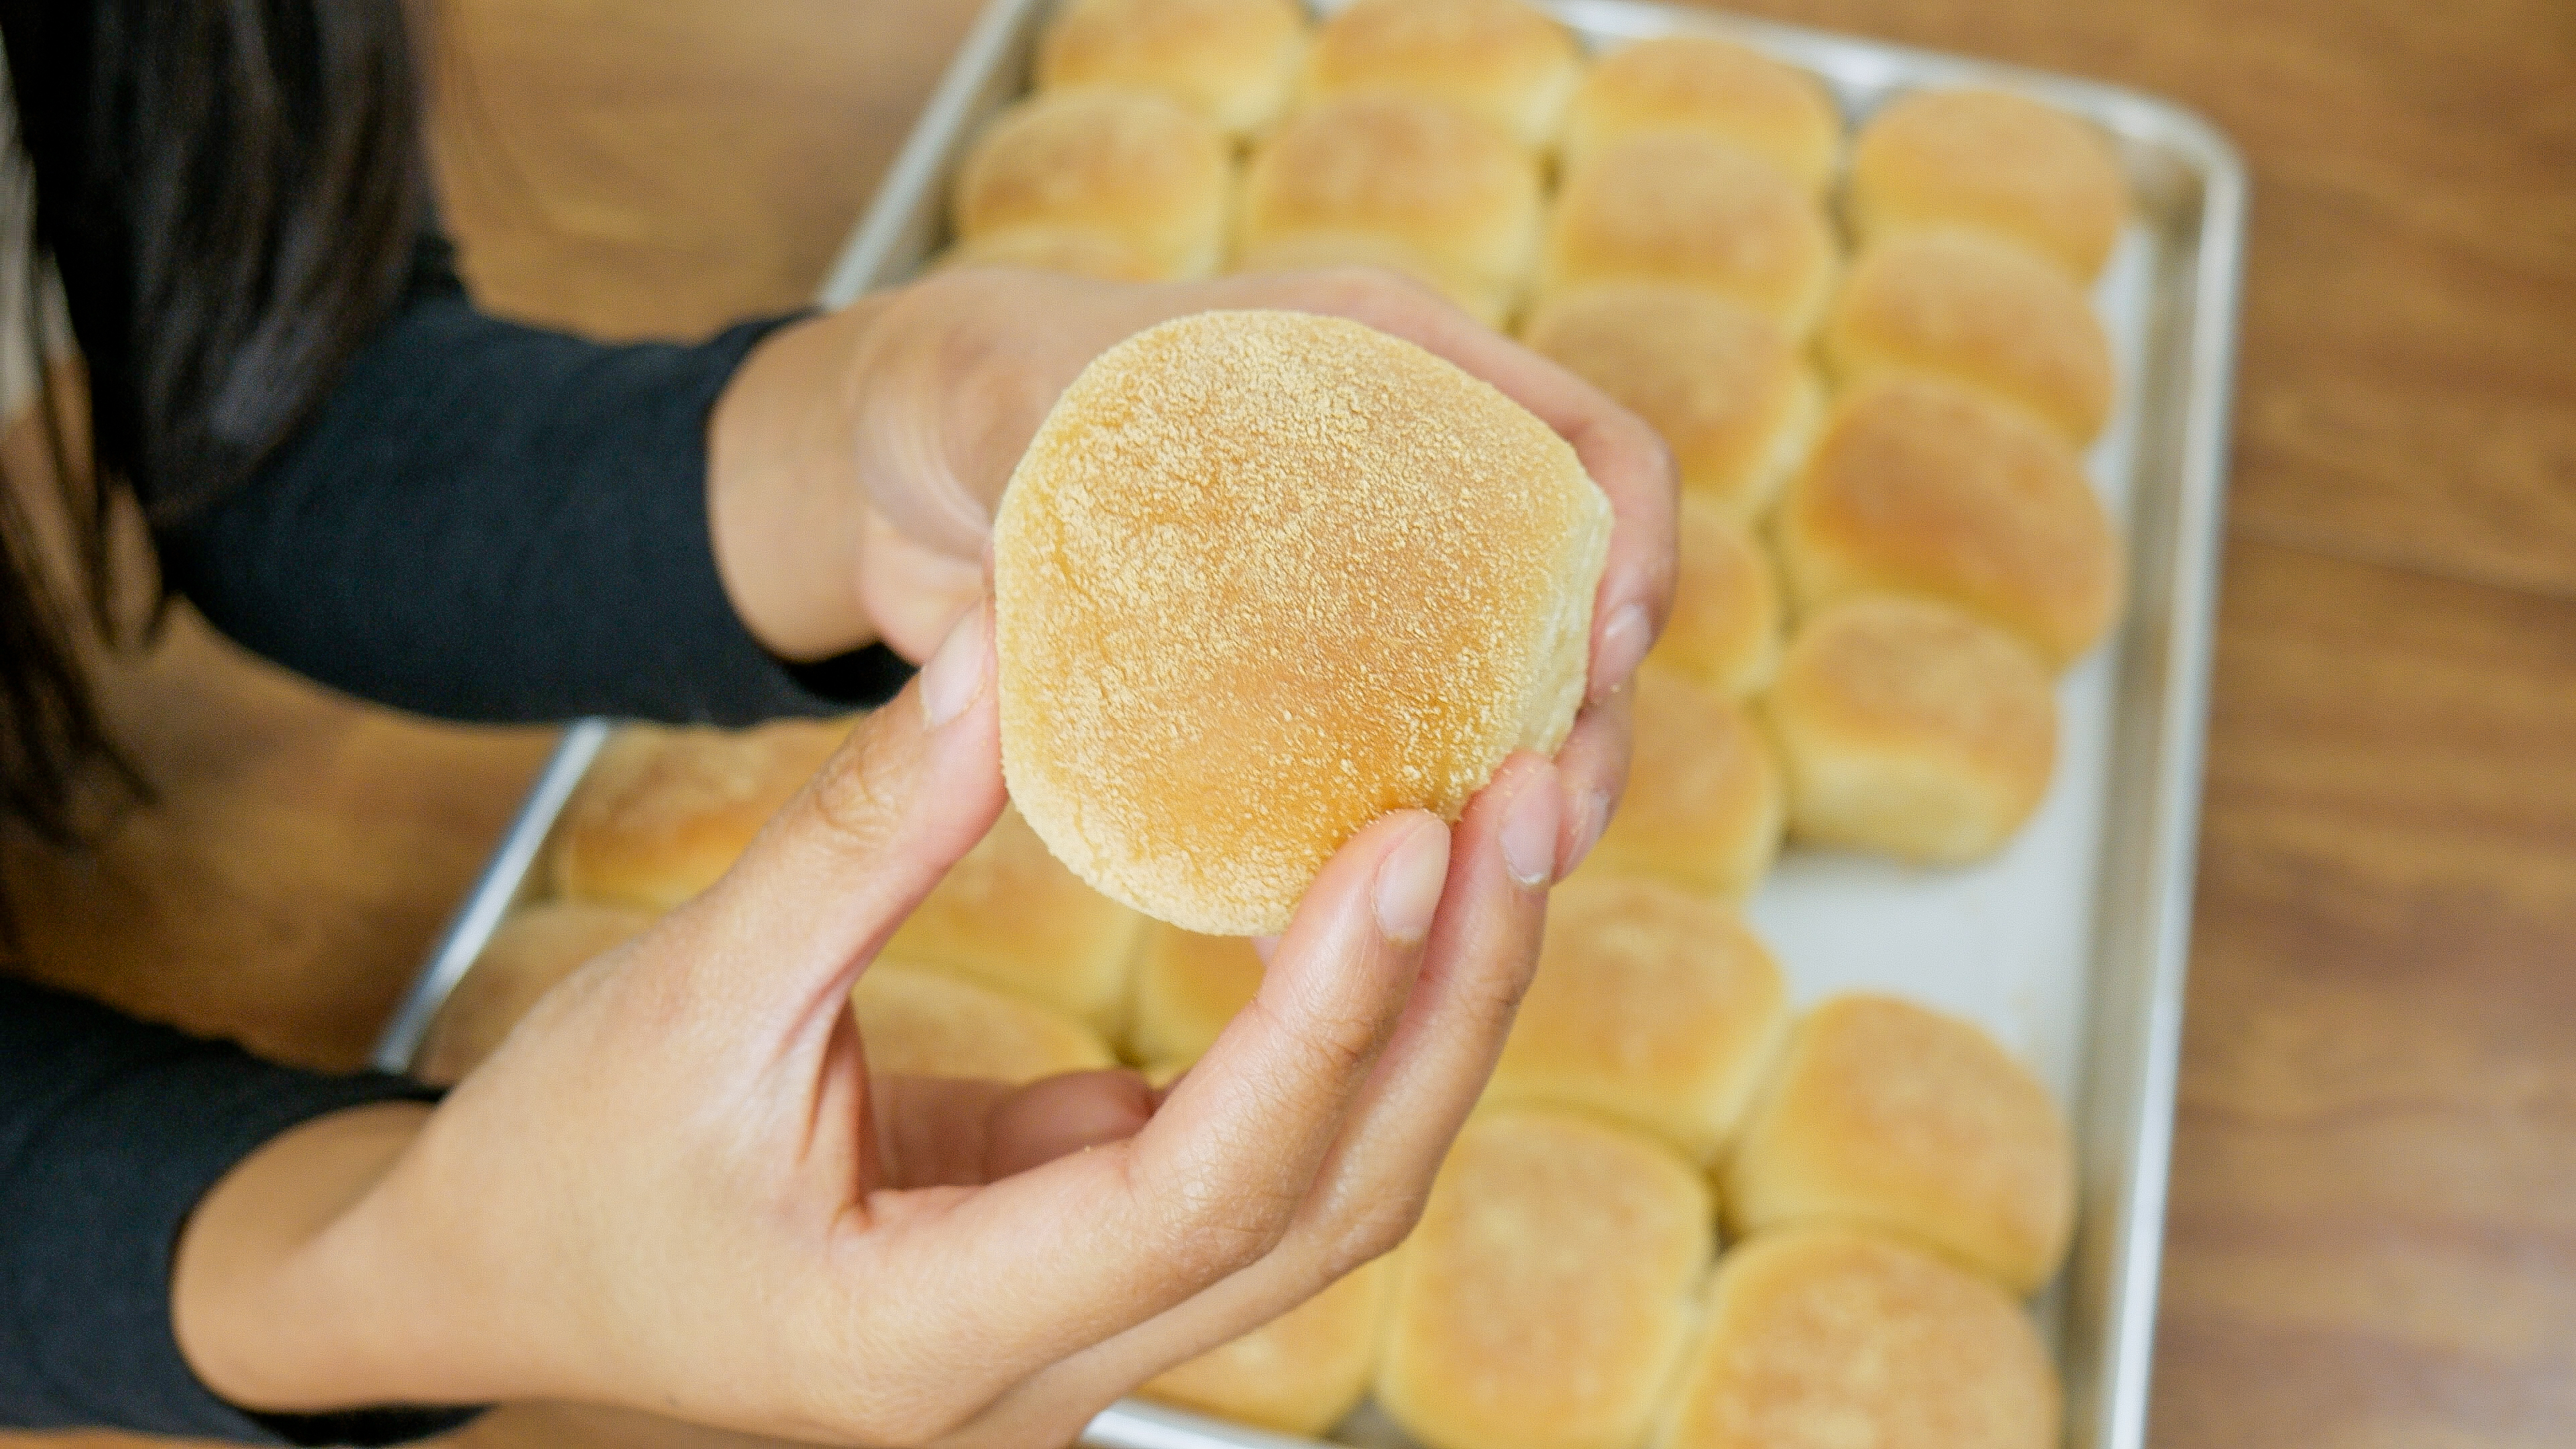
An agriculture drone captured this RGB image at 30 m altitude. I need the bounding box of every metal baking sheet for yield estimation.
[381,3,2243,1446]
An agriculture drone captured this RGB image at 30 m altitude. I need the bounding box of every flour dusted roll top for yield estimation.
[995,310,1610,934]
[1299,0,1582,151]
[1847,87,2130,282]
[1542,133,1839,334]
[1036,0,1309,138]
[1562,36,1843,192]
[551,718,849,912]
[951,90,1230,280]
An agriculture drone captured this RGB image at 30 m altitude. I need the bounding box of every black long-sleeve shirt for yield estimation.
[0,245,909,1442]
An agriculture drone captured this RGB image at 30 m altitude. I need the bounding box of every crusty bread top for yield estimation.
[994,310,1609,934]
[1037,0,1309,137]
[1542,133,1839,332]
[952,89,1230,277]
[1562,35,1843,191]
[1299,0,1581,149]
[1848,87,2129,281]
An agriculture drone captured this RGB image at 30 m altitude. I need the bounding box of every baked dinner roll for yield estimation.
[1562,36,1842,193]
[1722,994,2076,1294]
[1486,875,1788,1164]
[1036,0,1308,139]
[882,806,1145,1036]
[1825,229,2114,445]
[851,965,1116,1082]
[416,900,655,1086]
[1127,922,1264,1069]
[1764,597,2055,863]
[1540,134,1838,335]
[941,226,1160,281]
[1141,1258,1391,1435]
[1378,1108,1713,1449]
[1774,376,2121,669]
[995,310,1611,934]
[1521,285,1819,520]
[1237,93,1544,325]
[951,90,1230,280]
[1847,87,2129,282]
[1654,1228,2060,1449]
[551,718,849,912]
[1299,0,1582,152]
[1646,495,1780,698]
[1578,666,1782,900]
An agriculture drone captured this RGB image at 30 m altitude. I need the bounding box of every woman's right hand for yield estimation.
[172,598,1565,1446]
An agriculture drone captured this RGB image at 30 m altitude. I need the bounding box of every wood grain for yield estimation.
[5,1,2574,1448]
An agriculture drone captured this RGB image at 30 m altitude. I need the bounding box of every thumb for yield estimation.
[665,597,1004,1059]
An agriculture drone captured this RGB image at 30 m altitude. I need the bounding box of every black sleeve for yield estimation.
[0,977,476,1444]
[150,246,913,725]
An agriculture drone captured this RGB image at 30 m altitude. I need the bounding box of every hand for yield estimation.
[709,266,1677,877]
[172,601,1567,1447]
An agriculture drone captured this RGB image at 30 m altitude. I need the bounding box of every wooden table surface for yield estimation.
[5,1,2571,1446]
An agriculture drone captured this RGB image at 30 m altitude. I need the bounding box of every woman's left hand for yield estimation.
[706,266,1677,880]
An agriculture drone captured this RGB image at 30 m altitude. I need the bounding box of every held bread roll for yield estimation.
[1141,1258,1391,1435]
[1127,921,1265,1069]
[1654,1228,2061,1449]
[1036,0,1309,139]
[1824,229,2115,445]
[1298,0,1582,152]
[1378,1108,1713,1449]
[1578,666,1784,901]
[1485,875,1788,1164]
[851,965,1116,1082]
[1521,285,1821,520]
[951,90,1231,280]
[551,718,849,912]
[941,226,1161,281]
[994,310,1611,934]
[1847,88,2130,282]
[1540,134,1839,335]
[1561,36,1843,193]
[1646,495,1781,699]
[1237,93,1544,325]
[1721,994,2077,1295]
[1764,597,2056,864]
[416,900,656,1086]
[1773,376,2122,669]
[881,806,1146,1036]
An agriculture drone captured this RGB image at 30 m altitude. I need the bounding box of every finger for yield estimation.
[837,810,1447,1389]
[667,599,1003,1069]
[1548,684,1636,881]
[981,1071,1157,1180]
[856,505,986,661]
[869,1071,1157,1189]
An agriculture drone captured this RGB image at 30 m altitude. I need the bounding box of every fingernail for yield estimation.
[1561,789,1611,881]
[918,597,989,728]
[1590,603,1652,702]
[1500,773,1562,890]
[1373,819,1451,945]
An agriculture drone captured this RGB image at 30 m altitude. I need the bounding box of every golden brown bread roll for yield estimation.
[1762,597,2057,864]
[1772,376,2122,669]
[1540,134,1839,335]
[941,226,1161,281]
[1485,875,1787,1164]
[1645,496,1780,699]
[881,805,1145,1036]
[415,900,656,1086]
[1577,666,1783,901]
[1378,1108,1713,1449]
[1654,1228,2061,1449]
[851,965,1116,1082]
[1036,0,1309,139]
[1298,0,1582,152]
[1824,229,2114,445]
[1847,87,2129,282]
[951,90,1231,280]
[1126,921,1264,1069]
[1721,994,2076,1295]
[1140,1258,1390,1435]
[994,310,1611,934]
[1561,36,1842,193]
[1236,93,1544,325]
[1521,284,1820,520]
[551,718,849,912]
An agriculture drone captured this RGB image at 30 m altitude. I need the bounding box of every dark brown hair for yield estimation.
[0,0,427,847]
